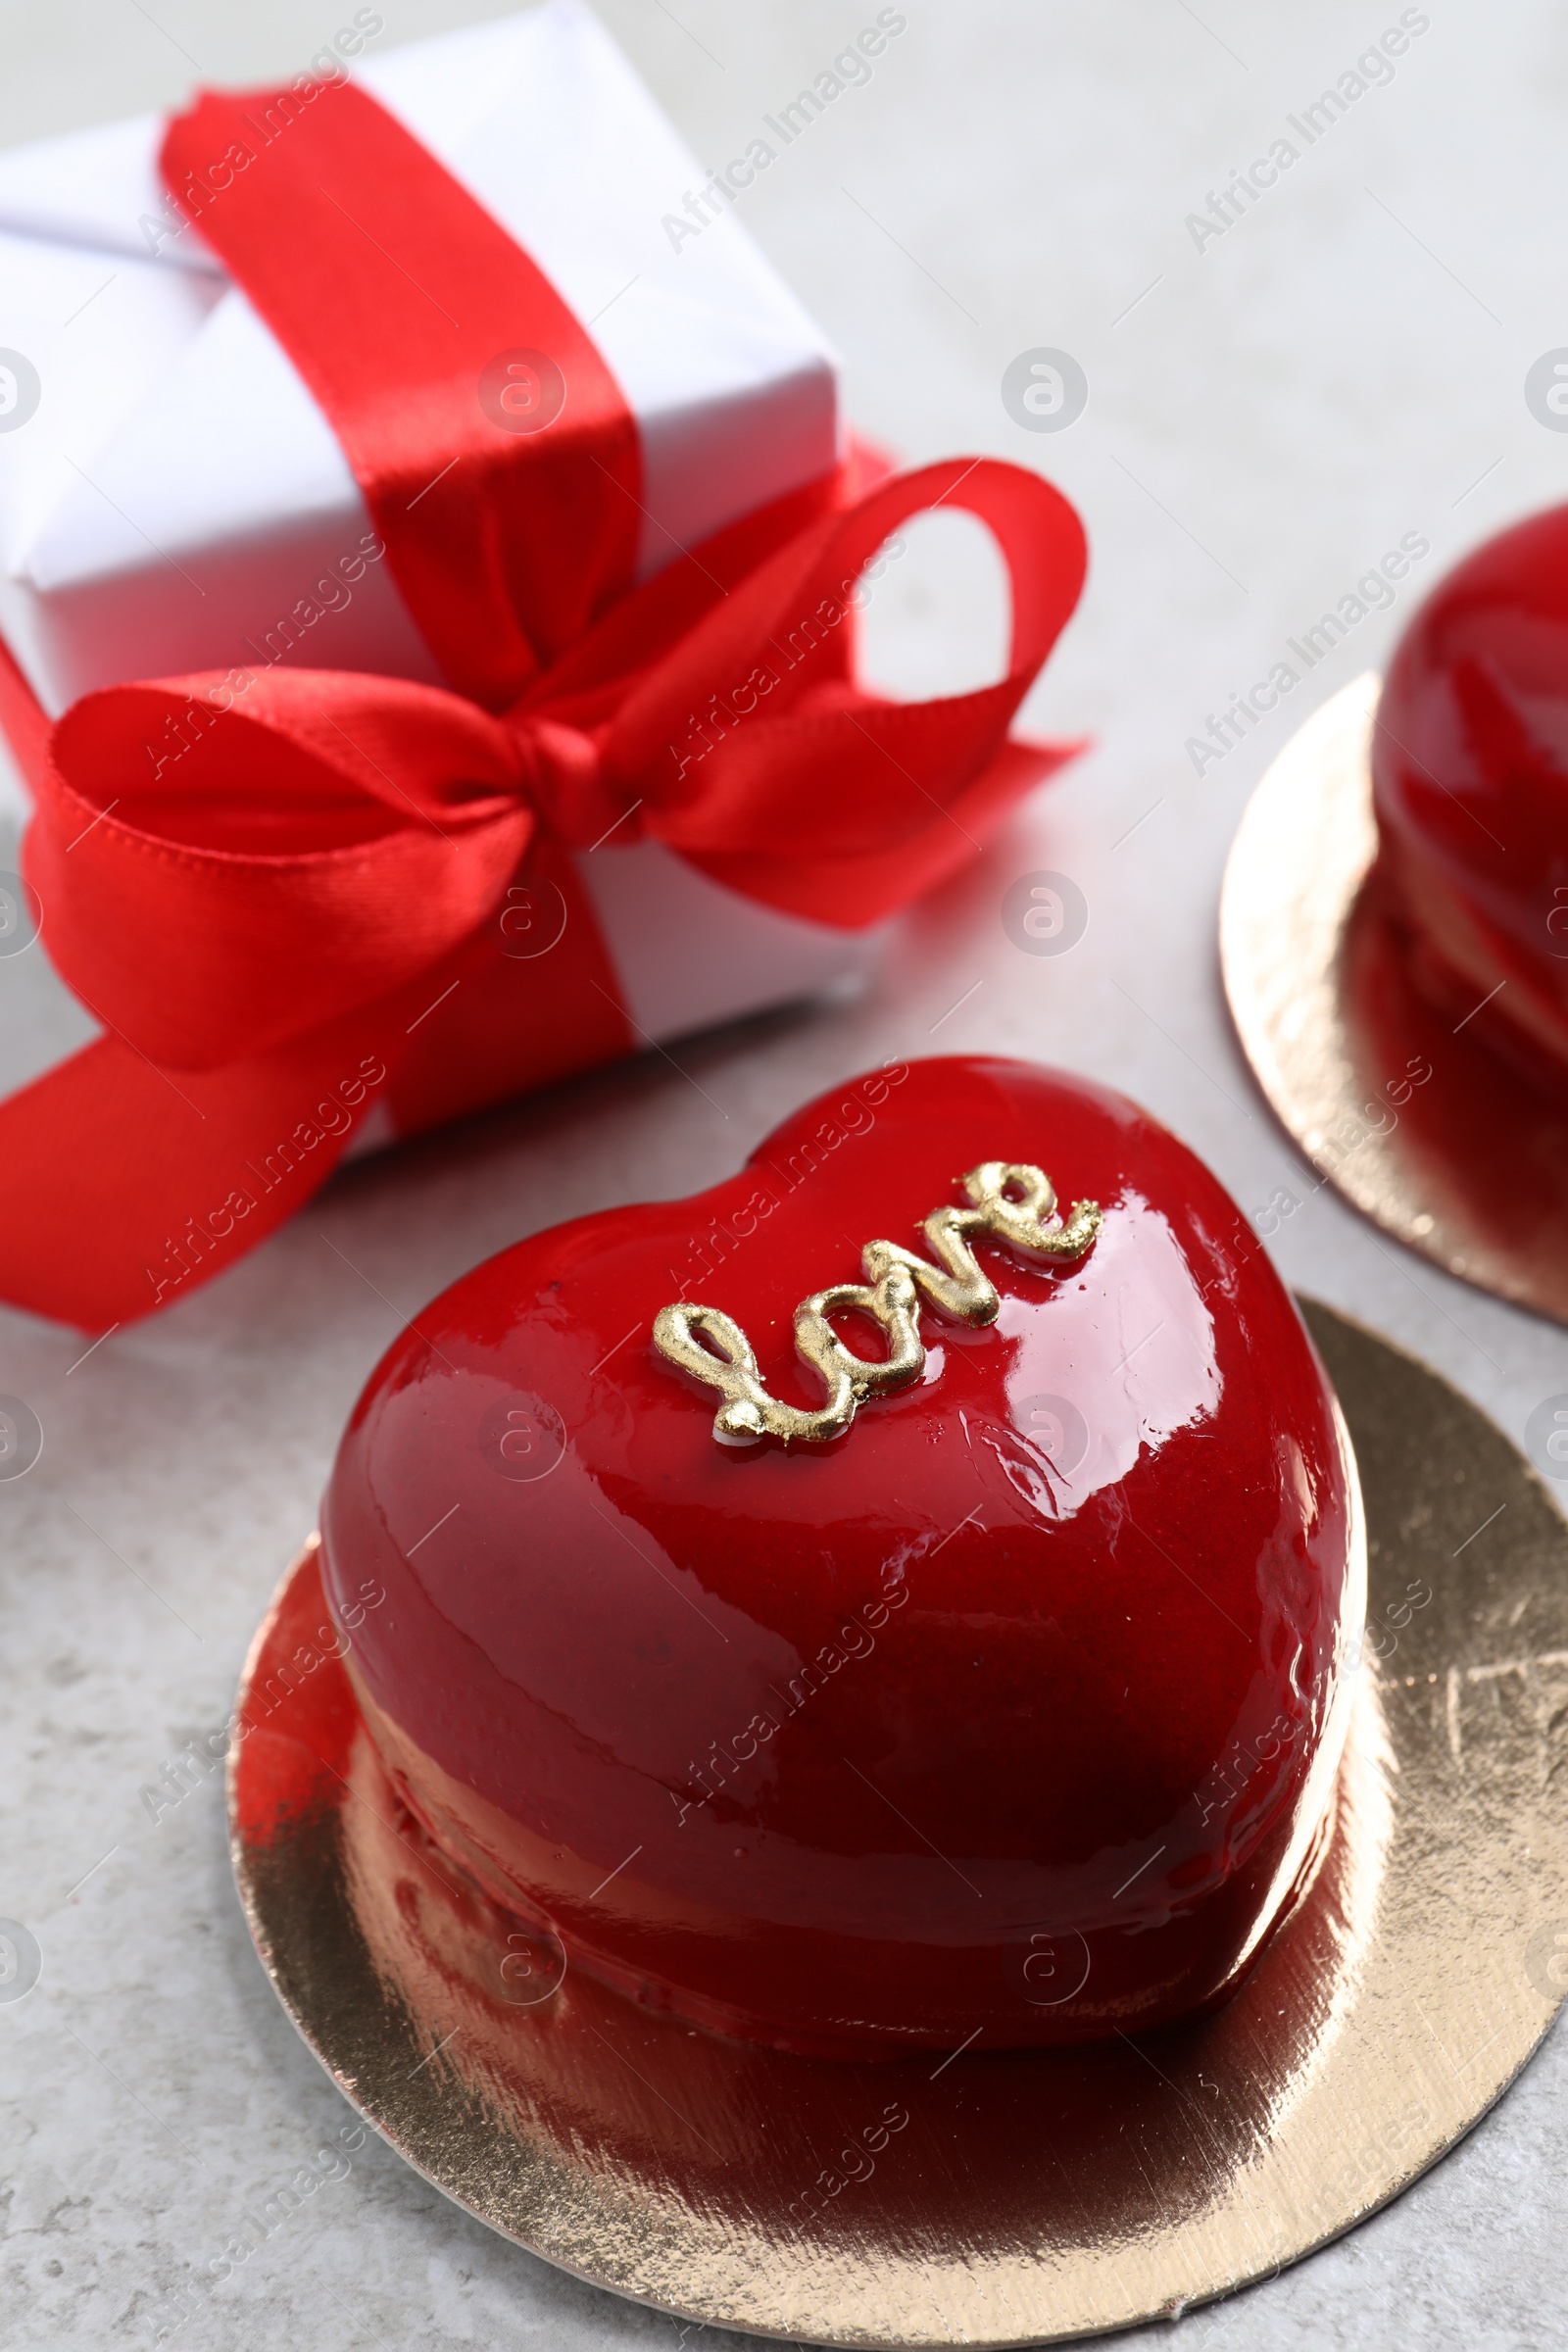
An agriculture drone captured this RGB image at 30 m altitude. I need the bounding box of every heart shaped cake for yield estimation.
[1373,503,1568,1091]
[319,1055,1363,2057]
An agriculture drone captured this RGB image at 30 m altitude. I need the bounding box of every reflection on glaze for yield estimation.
[999,1192,1221,1516]
[320,1056,1361,2058]
[1374,501,1568,1093]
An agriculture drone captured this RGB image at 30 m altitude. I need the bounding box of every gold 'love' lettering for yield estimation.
[652,1160,1101,1447]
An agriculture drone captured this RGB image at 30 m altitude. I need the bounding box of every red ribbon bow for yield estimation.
[0,80,1087,1329]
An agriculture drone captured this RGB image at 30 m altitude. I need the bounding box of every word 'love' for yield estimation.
[653,1160,1101,1446]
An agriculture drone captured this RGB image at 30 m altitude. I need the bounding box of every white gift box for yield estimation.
[0,2,879,1127]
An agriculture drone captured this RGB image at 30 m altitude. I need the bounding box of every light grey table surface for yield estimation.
[3,3,1567,2347]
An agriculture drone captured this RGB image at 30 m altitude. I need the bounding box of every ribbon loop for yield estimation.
[30,672,534,1070]
[611,459,1089,923]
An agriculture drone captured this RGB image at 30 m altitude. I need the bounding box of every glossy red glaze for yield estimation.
[319,1056,1361,2057]
[1374,503,1568,1090]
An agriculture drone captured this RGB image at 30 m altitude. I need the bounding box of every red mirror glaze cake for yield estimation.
[319,1055,1363,2057]
[1374,502,1568,1091]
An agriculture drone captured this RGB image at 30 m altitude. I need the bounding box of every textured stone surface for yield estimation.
[2,3,1566,2347]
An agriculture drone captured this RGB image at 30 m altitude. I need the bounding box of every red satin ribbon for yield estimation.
[160,78,642,710]
[0,80,1088,1330]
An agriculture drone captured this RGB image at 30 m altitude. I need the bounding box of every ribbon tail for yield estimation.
[0,1022,396,1329]
[384,830,634,1143]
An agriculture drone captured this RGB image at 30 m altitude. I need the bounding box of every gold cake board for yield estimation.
[230,1299,1568,2346]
